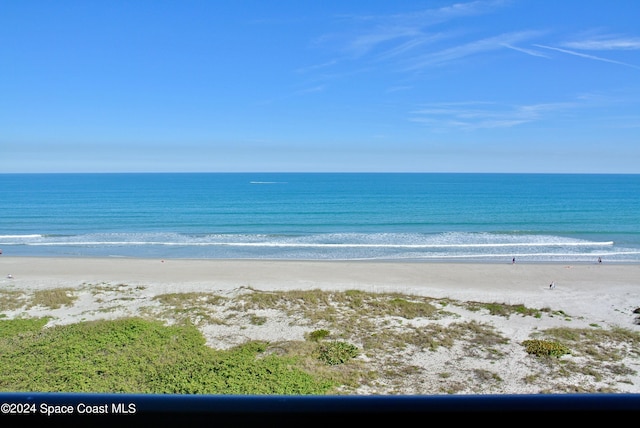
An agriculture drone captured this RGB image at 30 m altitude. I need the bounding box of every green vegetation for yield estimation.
[316,341,360,365]
[0,318,334,394]
[307,329,330,342]
[522,339,571,357]
[0,287,77,312]
[150,292,228,326]
[542,326,640,362]
[520,326,640,390]
[465,301,547,319]
[0,290,26,311]
[241,288,442,322]
[30,288,77,309]
[0,317,50,339]
[249,315,267,325]
[1,285,638,394]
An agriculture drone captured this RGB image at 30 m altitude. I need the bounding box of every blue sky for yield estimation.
[2,0,640,173]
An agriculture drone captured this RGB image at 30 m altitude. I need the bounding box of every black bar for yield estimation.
[1,393,639,425]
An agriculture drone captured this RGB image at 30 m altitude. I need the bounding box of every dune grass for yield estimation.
[1,286,638,394]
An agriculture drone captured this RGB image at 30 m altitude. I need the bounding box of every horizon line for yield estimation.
[0,171,638,175]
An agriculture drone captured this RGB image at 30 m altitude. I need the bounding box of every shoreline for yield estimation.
[2,256,639,325]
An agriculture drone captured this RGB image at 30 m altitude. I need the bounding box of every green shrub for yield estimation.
[308,329,330,342]
[0,318,50,339]
[522,339,570,357]
[317,341,359,365]
[0,318,335,394]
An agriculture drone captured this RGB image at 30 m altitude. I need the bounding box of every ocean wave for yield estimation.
[0,232,615,247]
[1,231,636,262]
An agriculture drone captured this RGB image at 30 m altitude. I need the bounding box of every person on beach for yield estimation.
[512,257,515,264]
[549,281,555,289]
[598,257,602,264]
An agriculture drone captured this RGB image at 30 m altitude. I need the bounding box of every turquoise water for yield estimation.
[1,173,639,262]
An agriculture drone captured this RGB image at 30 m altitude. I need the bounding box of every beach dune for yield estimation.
[2,257,638,326]
[1,257,639,395]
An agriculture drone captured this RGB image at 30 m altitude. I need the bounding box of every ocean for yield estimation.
[1,173,639,263]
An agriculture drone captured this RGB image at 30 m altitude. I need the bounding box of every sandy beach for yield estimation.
[1,256,639,394]
[3,257,639,326]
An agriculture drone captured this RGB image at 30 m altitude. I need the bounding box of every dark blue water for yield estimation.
[1,173,638,262]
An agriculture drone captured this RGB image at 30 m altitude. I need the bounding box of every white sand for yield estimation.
[1,257,639,394]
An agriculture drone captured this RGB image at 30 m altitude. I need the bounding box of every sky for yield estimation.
[2,0,640,173]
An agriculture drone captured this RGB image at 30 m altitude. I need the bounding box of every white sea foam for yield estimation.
[1,231,636,262]
[8,234,613,248]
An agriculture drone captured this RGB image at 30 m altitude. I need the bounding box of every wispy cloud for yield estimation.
[343,27,424,58]
[294,60,338,74]
[293,85,325,95]
[382,0,508,27]
[311,0,557,75]
[374,33,449,62]
[534,44,640,70]
[409,100,578,130]
[502,43,550,58]
[386,85,412,93]
[296,1,519,102]
[318,0,508,60]
[562,36,640,51]
[407,30,543,70]
[309,2,640,76]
